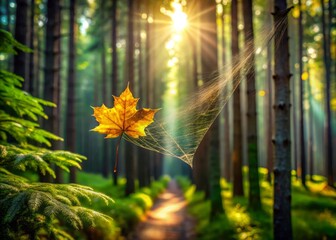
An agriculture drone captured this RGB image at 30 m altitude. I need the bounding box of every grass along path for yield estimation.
[129,180,196,240]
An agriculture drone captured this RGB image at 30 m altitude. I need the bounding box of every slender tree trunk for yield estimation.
[135,0,151,185]
[307,67,314,181]
[67,0,77,183]
[144,0,153,187]
[231,0,244,197]
[292,80,298,180]
[101,38,109,178]
[200,0,224,218]
[14,0,30,87]
[111,0,118,185]
[137,0,149,188]
[193,0,218,199]
[272,1,292,239]
[221,2,231,183]
[266,0,273,183]
[100,0,110,179]
[320,0,333,188]
[43,0,61,183]
[298,0,306,187]
[36,22,41,98]
[125,0,135,196]
[6,0,10,32]
[5,0,12,71]
[28,0,35,95]
[242,0,261,209]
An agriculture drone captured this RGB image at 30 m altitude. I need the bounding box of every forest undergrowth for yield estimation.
[177,169,336,240]
[74,172,170,239]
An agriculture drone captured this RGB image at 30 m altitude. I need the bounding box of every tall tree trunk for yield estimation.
[125,0,135,196]
[100,0,110,179]
[272,1,292,239]
[67,0,77,183]
[143,0,153,187]
[320,0,333,188]
[135,0,149,187]
[5,0,12,71]
[221,2,231,183]
[200,0,224,218]
[101,39,109,179]
[5,0,10,32]
[43,0,61,183]
[266,0,273,183]
[231,0,244,197]
[307,67,314,181]
[298,0,306,187]
[28,0,35,95]
[14,0,30,87]
[242,0,261,209]
[111,0,118,185]
[193,0,217,199]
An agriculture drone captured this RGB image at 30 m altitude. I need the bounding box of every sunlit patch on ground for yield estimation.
[129,180,195,240]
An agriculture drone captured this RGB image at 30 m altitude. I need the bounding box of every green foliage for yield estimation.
[0,144,85,178]
[0,29,31,54]
[177,174,336,240]
[0,69,59,146]
[77,172,170,236]
[0,30,115,239]
[0,172,114,238]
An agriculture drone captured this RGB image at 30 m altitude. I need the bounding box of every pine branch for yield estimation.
[0,172,114,238]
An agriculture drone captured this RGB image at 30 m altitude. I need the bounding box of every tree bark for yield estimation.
[221,2,231,183]
[43,0,62,183]
[14,0,30,88]
[231,0,244,197]
[203,0,224,217]
[28,0,35,95]
[67,0,77,183]
[320,0,333,188]
[135,0,150,188]
[242,0,261,209]
[266,0,273,183]
[111,0,118,185]
[100,0,110,179]
[142,0,155,186]
[125,0,135,196]
[272,1,292,239]
[5,0,11,32]
[307,66,314,181]
[298,0,306,187]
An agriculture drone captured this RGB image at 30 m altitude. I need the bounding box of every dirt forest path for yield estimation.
[128,180,196,240]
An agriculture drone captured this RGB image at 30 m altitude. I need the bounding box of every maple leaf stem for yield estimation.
[114,133,123,173]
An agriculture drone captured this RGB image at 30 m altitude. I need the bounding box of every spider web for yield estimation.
[123,19,286,167]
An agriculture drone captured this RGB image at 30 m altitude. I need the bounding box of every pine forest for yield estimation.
[0,0,335,239]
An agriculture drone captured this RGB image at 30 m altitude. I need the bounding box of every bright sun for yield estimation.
[169,2,188,32]
[171,7,187,31]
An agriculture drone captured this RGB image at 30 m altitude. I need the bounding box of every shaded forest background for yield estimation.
[0,0,336,239]
[1,0,335,184]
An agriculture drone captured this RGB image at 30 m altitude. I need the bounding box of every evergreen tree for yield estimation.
[272,1,293,239]
[125,0,136,196]
[242,0,261,209]
[231,0,244,197]
[66,0,77,183]
[43,0,62,182]
[0,30,114,239]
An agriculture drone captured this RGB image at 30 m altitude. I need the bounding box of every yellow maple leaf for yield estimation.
[91,84,159,173]
[92,85,159,138]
